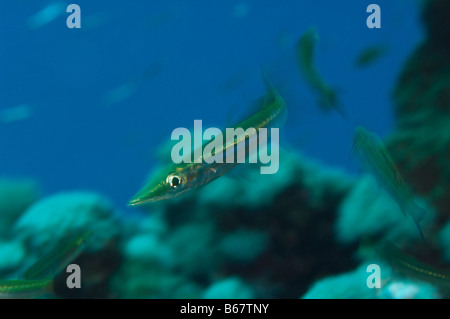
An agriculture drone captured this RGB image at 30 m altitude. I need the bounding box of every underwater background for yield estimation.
[1,0,450,299]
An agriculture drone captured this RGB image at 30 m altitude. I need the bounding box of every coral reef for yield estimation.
[302,261,441,299]
[302,0,450,298]
[0,178,40,238]
[0,239,26,277]
[202,277,255,299]
[2,0,449,300]
[336,175,435,244]
[14,191,119,253]
[7,191,122,298]
[386,0,450,231]
[437,221,450,262]
[302,262,387,299]
[112,149,357,298]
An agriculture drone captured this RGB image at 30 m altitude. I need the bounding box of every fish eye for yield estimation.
[167,175,182,189]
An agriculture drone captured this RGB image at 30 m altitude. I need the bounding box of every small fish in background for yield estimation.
[276,30,294,50]
[0,105,33,124]
[27,2,66,30]
[296,27,344,116]
[232,2,250,19]
[24,230,93,281]
[0,231,92,299]
[355,45,388,68]
[352,126,427,241]
[139,61,164,83]
[103,62,163,107]
[217,69,251,94]
[146,6,181,30]
[378,241,450,288]
[103,82,138,107]
[81,12,109,31]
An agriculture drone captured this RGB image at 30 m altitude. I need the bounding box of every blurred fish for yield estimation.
[0,105,33,124]
[104,82,138,107]
[27,2,66,30]
[232,2,250,19]
[139,62,164,83]
[378,242,450,287]
[82,12,109,30]
[0,278,53,299]
[355,45,388,67]
[353,127,427,240]
[103,62,163,107]
[276,30,294,50]
[218,69,250,94]
[146,7,180,30]
[24,230,93,280]
[0,231,92,299]
[296,27,344,116]
[128,82,286,205]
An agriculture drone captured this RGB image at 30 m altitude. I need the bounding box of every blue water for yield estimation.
[1,1,423,209]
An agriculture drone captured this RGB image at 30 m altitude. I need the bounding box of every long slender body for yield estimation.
[129,86,286,205]
[355,45,387,67]
[353,127,426,238]
[0,231,92,299]
[24,230,92,280]
[379,242,450,288]
[0,279,53,299]
[296,27,342,115]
